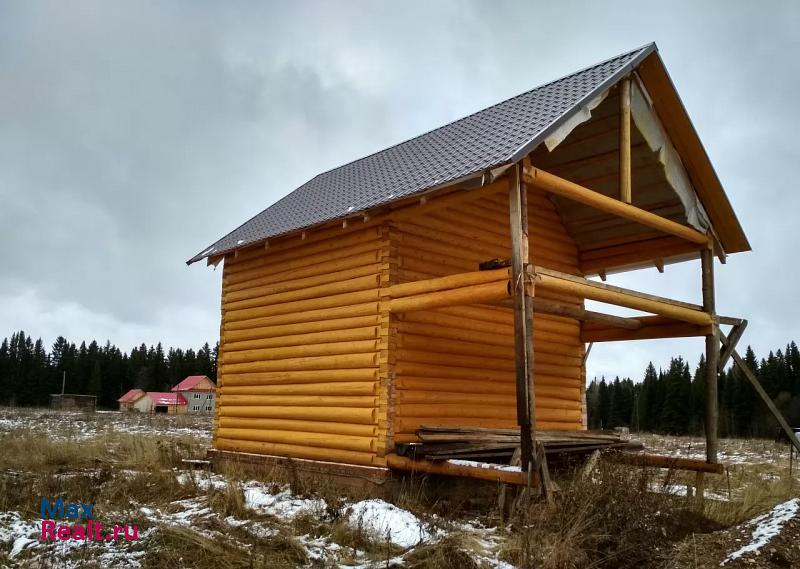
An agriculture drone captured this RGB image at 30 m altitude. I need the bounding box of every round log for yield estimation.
[218,417,378,437]
[221,353,378,374]
[221,368,378,386]
[221,381,376,396]
[222,339,378,365]
[215,437,377,466]
[224,326,379,353]
[224,302,380,331]
[217,428,376,453]
[218,405,376,424]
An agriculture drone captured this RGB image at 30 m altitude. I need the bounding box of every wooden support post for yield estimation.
[694,472,705,508]
[508,164,537,477]
[702,247,719,464]
[620,77,632,204]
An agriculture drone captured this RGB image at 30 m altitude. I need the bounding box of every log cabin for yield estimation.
[188,43,754,486]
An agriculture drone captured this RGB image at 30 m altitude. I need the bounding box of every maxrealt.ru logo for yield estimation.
[40,498,138,542]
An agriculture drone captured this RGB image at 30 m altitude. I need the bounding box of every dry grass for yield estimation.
[499,463,725,569]
[3,408,800,569]
[404,534,486,569]
[141,524,308,569]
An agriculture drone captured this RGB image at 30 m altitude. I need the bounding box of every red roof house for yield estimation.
[117,388,146,403]
[117,388,146,411]
[171,375,216,413]
[171,375,215,392]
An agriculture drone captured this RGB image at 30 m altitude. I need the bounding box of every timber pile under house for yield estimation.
[189,43,797,492]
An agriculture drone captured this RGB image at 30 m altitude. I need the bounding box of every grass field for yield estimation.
[0,407,798,568]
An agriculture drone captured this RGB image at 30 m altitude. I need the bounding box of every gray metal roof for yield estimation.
[188,43,656,265]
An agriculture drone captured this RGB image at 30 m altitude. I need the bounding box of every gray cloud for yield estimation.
[1,1,798,381]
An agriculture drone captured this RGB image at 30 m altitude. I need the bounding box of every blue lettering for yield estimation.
[40,498,63,519]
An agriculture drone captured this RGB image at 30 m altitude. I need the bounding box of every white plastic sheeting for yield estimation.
[630,75,710,231]
[542,76,710,232]
[544,90,609,151]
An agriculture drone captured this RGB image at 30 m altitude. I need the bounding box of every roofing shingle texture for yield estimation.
[189,44,655,264]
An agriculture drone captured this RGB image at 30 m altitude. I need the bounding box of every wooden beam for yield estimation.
[509,165,537,476]
[492,297,642,330]
[387,268,508,298]
[523,166,710,246]
[582,319,712,343]
[532,299,640,330]
[534,266,703,311]
[530,266,712,326]
[620,77,632,204]
[702,248,719,464]
[654,258,665,273]
[386,453,532,486]
[388,280,509,313]
[719,319,747,371]
[721,331,800,456]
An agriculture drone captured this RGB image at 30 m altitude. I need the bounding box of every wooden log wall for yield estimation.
[392,179,586,442]
[215,225,385,466]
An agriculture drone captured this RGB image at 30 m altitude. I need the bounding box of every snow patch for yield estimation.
[348,499,432,548]
[447,459,521,473]
[0,512,39,558]
[243,483,324,519]
[722,498,800,564]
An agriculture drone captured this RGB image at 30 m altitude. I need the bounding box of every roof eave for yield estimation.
[635,51,751,254]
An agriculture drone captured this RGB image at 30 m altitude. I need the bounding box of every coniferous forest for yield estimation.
[3,328,800,439]
[0,331,217,409]
[587,341,800,438]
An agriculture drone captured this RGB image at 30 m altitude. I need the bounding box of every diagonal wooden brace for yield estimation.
[718,318,747,371]
[720,330,800,455]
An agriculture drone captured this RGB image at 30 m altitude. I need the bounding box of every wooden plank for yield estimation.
[702,248,719,463]
[523,166,710,246]
[619,77,632,204]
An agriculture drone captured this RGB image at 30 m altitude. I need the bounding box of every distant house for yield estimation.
[117,389,147,412]
[171,375,216,413]
[51,394,97,412]
[146,392,188,414]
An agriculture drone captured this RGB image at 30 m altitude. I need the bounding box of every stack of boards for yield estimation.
[398,425,639,462]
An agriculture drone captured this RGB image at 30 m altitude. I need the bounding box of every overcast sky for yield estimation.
[1,1,798,381]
